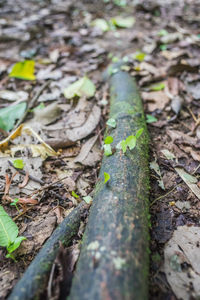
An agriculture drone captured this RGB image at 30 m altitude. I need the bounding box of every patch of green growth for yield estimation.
[104,172,110,184]
[10,198,20,214]
[117,128,144,154]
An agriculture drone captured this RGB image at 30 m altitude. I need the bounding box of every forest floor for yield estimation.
[0,0,200,299]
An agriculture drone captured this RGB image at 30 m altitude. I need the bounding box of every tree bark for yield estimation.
[68,70,150,300]
[8,202,88,300]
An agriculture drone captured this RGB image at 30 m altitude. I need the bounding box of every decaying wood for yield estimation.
[8,202,89,300]
[68,70,150,300]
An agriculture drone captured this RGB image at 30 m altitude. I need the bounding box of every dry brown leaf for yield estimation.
[142,91,169,111]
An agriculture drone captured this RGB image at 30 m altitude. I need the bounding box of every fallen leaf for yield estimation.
[150,160,165,190]
[160,32,182,44]
[149,82,165,91]
[142,91,169,111]
[187,81,200,100]
[0,102,26,132]
[0,90,28,102]
[9,60,36,80]
[91,19,109,32]
[175,201,191,210]
[162,150,200,199]
[111,16,135,28]
[106,118,116,128]
[164,226,200,300]
[63,76,96,99]
[171,96,183,114]
[74,135,98,164]
[31,102,61,126]
[146,114,158,123]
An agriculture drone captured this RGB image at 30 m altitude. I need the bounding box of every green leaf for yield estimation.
[104,136,114,144]
[13,159,24,169]
[72,191,79,198]
[111,16,135,28]
[83,196,92,204]
[104,172,110,184]
[91,19,109,32]
[160,44,167,51]
[146,114,158,123]
[158,29,168,36]
[132,51,146,62]
[0,102,26,131]
[104,144,112,156]
[135,128,144,139]
[125,135,136,150]
[150,82,165,91]
[0,206,18,247]
[63,76,96,99]
[7,236,26,254]
[120,140,127,153]
[9,60,36,80]
[106,118,116,128]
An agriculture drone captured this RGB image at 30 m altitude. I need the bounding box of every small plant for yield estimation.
[117,128,144,154]
[104,172,110,184]
[103,136,114,157]
[10,198,20,213]
[0,205,26,260]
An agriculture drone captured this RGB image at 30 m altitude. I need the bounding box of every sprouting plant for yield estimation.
[117,128,144,154]
[0,205,26,260]
[103,136,113,157]
[10,198,20,213]
[104,172,110,184]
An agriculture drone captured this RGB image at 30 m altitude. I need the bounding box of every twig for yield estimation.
[8,160,44,185]
[150,184,181,206]
[14,80,51,128]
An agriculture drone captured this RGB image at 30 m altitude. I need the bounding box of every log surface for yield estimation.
[8,202,88,300]
[68,70,150,300]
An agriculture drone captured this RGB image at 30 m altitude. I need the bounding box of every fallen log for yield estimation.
[68,70,150,300]
[8,202,89,300]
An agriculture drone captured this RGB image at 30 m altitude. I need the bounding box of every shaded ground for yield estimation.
[0,0,200,299]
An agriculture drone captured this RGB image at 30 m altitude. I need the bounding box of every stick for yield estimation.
[14,80,50,129]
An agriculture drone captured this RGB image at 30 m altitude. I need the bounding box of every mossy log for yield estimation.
[68,70,150,300]
[8,202,88,300]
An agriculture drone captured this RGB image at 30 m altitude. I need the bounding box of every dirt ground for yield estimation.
[0,0,200,299]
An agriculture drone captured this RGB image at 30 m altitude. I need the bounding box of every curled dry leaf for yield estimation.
[142,91,169,111]
[45,105,101,149]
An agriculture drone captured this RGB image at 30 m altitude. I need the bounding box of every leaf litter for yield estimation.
[0,0,200,299]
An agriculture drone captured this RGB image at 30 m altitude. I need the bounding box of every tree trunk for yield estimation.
[68,70,150,300]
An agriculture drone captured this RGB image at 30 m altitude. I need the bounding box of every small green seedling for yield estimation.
[118,128,144,154]
[72,191,79,199]
[104,172,110,184]
[146,114,158,123]
[83,196,92,204]
[13,159,24,169]
[10,198,20,213]
[0,205,26,260]
[106,118,116,128]
[104,136,114,156]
